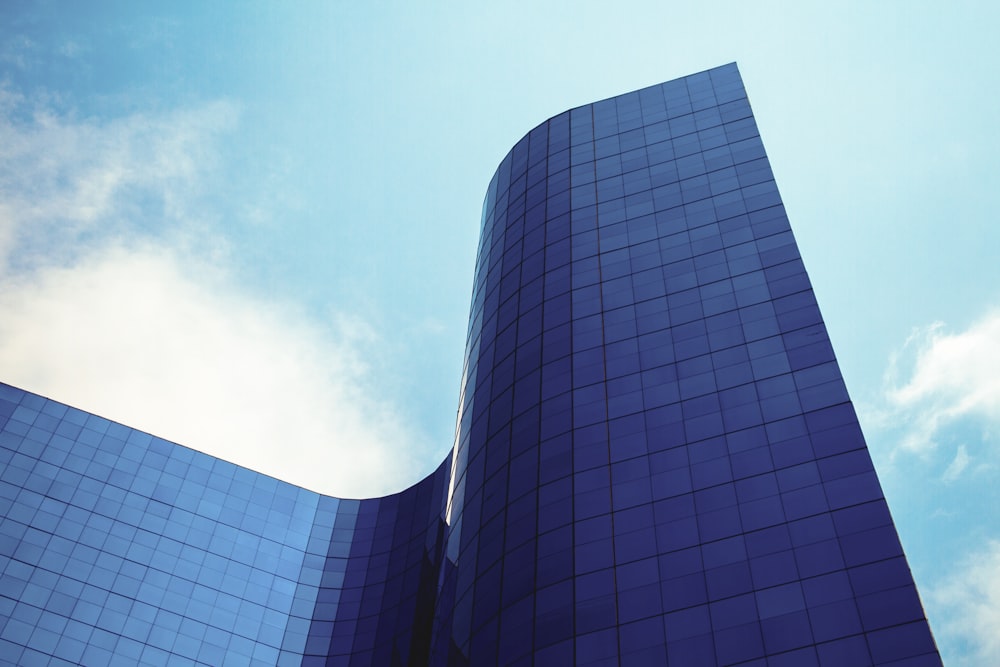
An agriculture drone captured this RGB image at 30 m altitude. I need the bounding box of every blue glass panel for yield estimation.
[0,63,938,666]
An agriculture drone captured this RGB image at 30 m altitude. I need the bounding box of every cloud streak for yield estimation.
[929,539,1000,666]
[0,85,433,498]
[0,84,236,267]
[875,311,1000,475]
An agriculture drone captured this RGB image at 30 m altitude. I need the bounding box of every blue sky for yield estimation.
[1,1,998,663]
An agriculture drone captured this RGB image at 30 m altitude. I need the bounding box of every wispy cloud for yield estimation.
[873,311,1000,478]
[0,85,431,498]
[0,84,236,268]
[0,34,35,70]
[928,539,1000,666]
[942,444,971,483]
[864,311,1000,662]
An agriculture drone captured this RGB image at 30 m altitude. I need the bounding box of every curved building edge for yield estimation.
[0,61,941,666]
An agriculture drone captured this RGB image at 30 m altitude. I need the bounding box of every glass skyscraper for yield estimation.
[0,63,941,666]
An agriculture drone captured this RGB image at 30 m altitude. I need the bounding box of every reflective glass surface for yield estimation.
[0,63,940,666]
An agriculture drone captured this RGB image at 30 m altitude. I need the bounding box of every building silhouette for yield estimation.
[0,63,940,666]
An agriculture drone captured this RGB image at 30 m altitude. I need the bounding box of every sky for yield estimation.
[0,1,998,663]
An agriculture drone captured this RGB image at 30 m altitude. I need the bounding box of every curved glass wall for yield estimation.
[0,63,940,666]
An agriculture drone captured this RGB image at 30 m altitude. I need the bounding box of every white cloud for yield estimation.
[0,86,434,498]
[942,444,971,483]
[879,313,1000,464]
[0,87,237,268]
[928,539,1000,666]
[0,34,35,70]
[0,242,424,497]
[58,40,86,59]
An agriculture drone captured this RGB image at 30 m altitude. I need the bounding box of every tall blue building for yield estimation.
[0,64,940,666]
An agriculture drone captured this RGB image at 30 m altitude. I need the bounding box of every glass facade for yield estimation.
[0,63,940,666]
